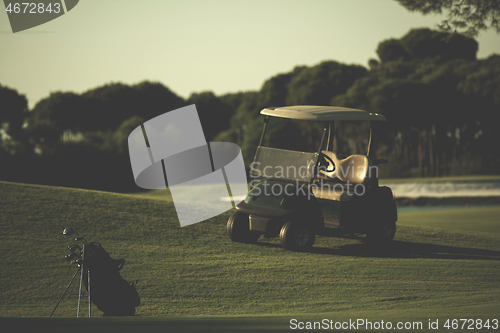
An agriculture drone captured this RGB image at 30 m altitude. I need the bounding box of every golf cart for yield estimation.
[227,106,397,251]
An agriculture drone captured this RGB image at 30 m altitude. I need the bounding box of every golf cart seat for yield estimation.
[313,151,372,202]
[318,151,371,184]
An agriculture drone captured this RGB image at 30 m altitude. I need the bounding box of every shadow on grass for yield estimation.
[255,241,500,260]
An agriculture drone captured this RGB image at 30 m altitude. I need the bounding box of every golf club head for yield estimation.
[71,258,83,266]
[62,227,78,236]
[74,236,86,242]
[68,244,81,253]
[65,253,79,261]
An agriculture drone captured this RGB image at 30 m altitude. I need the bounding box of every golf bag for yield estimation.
[81,242,140,316]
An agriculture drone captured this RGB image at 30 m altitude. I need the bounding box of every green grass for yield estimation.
[1,180,499,331]
[398,206,500,234]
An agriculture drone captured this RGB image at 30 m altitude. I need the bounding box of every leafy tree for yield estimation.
[219,91,251,111]
[80,81,185,133]
[113,115,145,154]
[132,81,185,122]
[81,83,138,132]
[368,58,380,70]
[400,28,478,61]
[377,29,478,63]
[29,92,85,132]
[377,39,411,63]
[187,91,232,142]
[258,67,305,107]
[0,85,28,155]
[456,54,500,172]
[26,91,86,153]
[396,0,500,37]
[26,81,186,155]
[286,61,367,105]
[215,91,260,145]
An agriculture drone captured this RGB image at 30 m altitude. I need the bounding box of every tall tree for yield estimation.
[0,85,28,155]
[187,91,232,142]
[286,61,367,105]
[26,91,86,152]
[377,39,411,63]
[29,92,85,132]
[258,67,305,107]
[113,115,145,154]
[400,28,478,61]
[132,81,185,122]
[377,28,478,63]
[396,0,500,37]
[215,91,260,145]
[81,83,138,132]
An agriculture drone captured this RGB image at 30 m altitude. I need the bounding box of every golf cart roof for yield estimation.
[261,105,386,121]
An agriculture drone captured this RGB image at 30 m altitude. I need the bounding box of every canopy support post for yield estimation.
[258,116,270,147]
[326,122,332,151]
[310,125,328,184]
[367,126,373,156]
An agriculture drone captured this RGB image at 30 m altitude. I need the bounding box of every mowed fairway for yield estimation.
[0,181,499,332]
[398,206,500,234]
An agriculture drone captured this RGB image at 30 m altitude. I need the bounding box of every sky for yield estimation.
[1,0,500,108]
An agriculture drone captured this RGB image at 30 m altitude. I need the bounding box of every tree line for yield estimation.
[1,28,499,191]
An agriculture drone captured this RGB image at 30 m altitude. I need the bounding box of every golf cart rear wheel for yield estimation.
[279,221,315,251]
[366,220,396,246]
[227,212,260,244]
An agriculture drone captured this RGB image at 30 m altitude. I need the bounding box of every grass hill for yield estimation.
[0,181,499,331]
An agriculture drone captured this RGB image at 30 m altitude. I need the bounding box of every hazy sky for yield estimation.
[1,0,499,108]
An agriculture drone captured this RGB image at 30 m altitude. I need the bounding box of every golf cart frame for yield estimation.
[227,106,397,251]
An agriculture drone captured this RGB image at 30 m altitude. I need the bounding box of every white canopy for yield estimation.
[261,105,386,121]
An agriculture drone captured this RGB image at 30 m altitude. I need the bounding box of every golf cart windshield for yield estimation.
[250,147,319,183]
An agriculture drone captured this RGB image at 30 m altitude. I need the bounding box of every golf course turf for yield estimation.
[1,180,498,332]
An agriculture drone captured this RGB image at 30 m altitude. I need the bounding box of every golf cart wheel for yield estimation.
[279,221,315,251]
[227,212,260,244]
[366,220,396,246]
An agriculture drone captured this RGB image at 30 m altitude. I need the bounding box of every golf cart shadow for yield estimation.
[255,240,500,261]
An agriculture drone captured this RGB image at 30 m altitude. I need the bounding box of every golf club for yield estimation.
[51,227,90,318]
[63,227,88,245]
[68,244,81,253]
[65,253,79,261]
[62,227,77,236]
